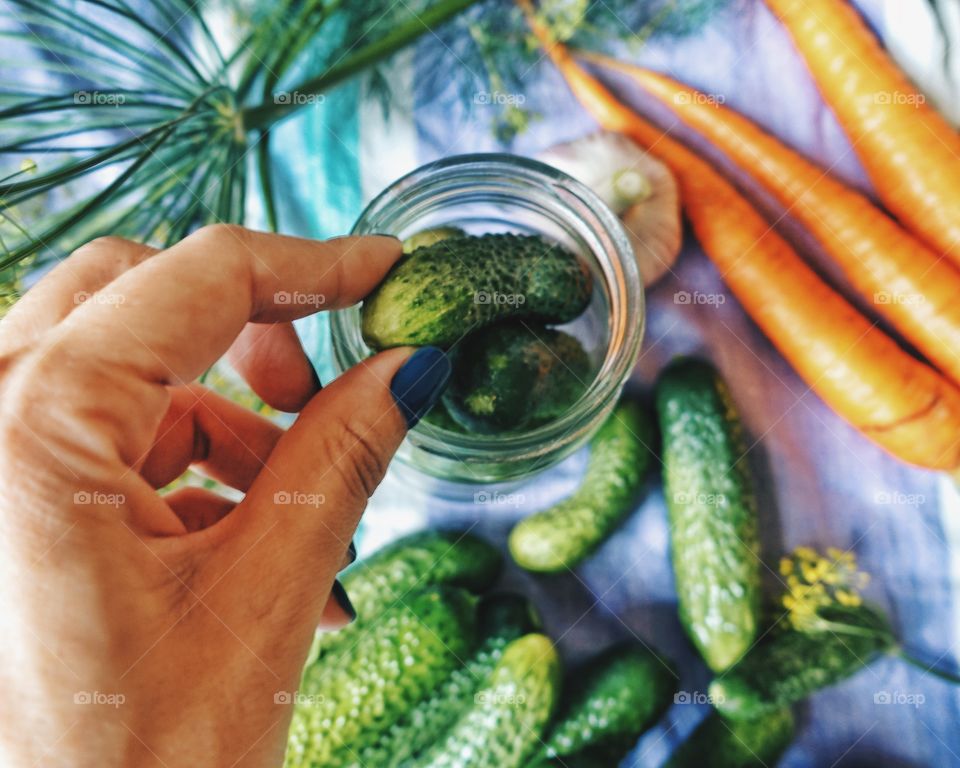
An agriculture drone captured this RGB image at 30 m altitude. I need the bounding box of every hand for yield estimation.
[0,226,450,767]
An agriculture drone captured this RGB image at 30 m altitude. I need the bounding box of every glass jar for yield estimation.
[330,153,643,489]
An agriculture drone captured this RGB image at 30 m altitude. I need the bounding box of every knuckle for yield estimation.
[188,223,249,249]
[71,235,130,259]
[326,414,389,504]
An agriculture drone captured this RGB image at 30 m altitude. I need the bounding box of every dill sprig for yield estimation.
[0,0,483,279]
[0,0,734,297]
[780,546,871,633]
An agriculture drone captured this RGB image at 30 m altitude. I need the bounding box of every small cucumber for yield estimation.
[356,593,540,768]
[509,399,653,572]
[284,586,478,768]
[540,642,676,762]
[664,708,795,768]
[307,530,501,664]
[414,634,562,768]
[710,604,894,719]
[421,399,469,432]
[403,226,466,252]
[656,358,761,672]
[444,322,591,433]
[361,233,593,349]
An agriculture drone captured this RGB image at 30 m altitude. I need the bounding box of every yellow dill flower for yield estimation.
[781,546,870,631]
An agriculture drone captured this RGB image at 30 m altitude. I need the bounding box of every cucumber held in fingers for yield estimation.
[656,358,761,672]
[664,708,795,768]
[444,322,591,433]
[284,586,479,768]
[710,604,894,720]
[509,399,653,572]
[361,233,593,349]
[413,633,562,768]
[541,642,677,762]
[402,226,466,253]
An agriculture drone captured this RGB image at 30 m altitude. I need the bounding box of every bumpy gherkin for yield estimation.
[284,586,478,768]
[656,358,761,672]
[361,233,592,349]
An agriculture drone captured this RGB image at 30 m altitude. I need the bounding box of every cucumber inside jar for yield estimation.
[366,229,600,435]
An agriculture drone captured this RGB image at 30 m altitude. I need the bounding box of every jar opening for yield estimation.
[331,153,644,482]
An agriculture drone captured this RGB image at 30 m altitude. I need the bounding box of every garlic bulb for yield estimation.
[536,131,681,287]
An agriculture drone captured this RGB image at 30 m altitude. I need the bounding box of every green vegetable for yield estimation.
[710,604,894,719]
[421,399,470,432]
[540,642,676,762]
[361,233,593,349]
[307,530,501,665]
[656,358,761,672]
[403,226,467,252]
[414,634,562,768]
[284,586,479,768]
[444,322,591,433]
[664,708,795,768]
[509,399,653,572]
[356,593,540,767]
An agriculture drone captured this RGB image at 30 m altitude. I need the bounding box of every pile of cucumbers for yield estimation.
[361,229,595,434]
[325,234,899,765]
[284,531,679,768]
[283,357,895,765]
[508,358,894,766]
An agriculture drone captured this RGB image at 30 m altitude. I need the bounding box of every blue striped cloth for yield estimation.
[269,1,960,764]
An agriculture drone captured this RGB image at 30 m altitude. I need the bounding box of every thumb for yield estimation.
[213,345,450,624]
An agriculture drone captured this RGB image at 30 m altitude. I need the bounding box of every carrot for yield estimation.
[576,52,960,388]
[520,4,960,470]
[764,0,960,263]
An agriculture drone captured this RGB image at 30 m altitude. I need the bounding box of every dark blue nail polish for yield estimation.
[331,579,356,622]
[346,540,357,565]
[390,347,451,428]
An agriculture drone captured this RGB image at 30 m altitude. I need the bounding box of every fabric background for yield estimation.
[268,2,960,765]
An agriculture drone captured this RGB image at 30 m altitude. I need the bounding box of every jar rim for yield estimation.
[331,152,644,470]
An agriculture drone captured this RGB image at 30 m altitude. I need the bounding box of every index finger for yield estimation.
[54,225,400,386]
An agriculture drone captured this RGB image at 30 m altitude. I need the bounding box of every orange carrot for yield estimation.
[520,4,960,470]
[576,52,960,388]
[765,0,960,263]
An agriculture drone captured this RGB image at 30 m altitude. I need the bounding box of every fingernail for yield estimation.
[330,580,356,623]
[390,347,452,428]
[346,540,357,565]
